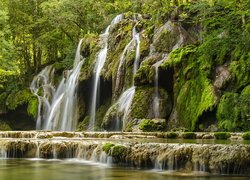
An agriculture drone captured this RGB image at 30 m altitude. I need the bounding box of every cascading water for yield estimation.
[152,54,167,118]
[115,17,141,130]
[89,14,123,131]
[31,39,84,131]
[30,66,55,130]
[152,60,163,118]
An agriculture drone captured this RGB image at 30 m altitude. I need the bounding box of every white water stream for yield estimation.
[31,39,84,131]
[88,14,123,131]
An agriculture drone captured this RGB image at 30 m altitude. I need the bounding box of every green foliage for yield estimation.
[182,132,196,139]
[230,53,250,90]
[217,88,250,131]
[214,132,231,140]
[27,97,38,119]
[102,143,115,154]
[166,132,178,139]
[6,89,33,110]
[242,132,250,140]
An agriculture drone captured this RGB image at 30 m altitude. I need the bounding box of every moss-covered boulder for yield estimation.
[131,86,171,120]
[138,119,166,132]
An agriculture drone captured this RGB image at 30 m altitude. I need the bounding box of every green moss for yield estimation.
[140,33,150,58]
[154,28,178,53]
[166,132,178,139]
[6,89,33,110]
[134,65,154,85]
[103,104,118,130]
[103,20,133,82]
[230,53,250,90]
[27,97,38,118]
[176,77,217,130]
[217,91,250,131]
[242,132,250,140]
[102,143,114,154]
[214,132,231,140]
[131,87,169,120]
[182,132,196,139]
[0,121,12,131]
[138,119,166,132]
[112,145,127,158]
[241,85,250,96]
[77,116,90,131]
[161,45,196,69]
[95,102,111,130]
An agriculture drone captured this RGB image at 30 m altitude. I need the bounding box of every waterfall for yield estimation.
[31,39,84,131]
[30,66,55,130]
[115,18,141,130]
[88,14,123,131]
[116,86,136,130]
[152,57,166,118]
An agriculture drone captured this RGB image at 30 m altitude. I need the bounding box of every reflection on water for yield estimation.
[0,159,248,180]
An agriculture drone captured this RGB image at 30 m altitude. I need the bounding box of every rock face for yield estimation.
[0,135,249,175]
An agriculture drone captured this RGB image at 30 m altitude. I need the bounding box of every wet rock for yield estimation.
[213,65,231,89]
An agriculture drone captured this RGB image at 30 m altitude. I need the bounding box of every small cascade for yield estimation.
[30,66,55,130]
[152,54,167,118]
[0,142,7,159]
[31,39,85,131]
[0,136,249,175]
[114,17,141,131]
[114,25,140,95]
[116,87,136,130]
[35,141,40,158]
[89,14,123,131]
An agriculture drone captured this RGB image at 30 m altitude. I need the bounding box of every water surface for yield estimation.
[0,159,248,180]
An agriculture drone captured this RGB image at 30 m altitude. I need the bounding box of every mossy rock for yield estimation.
[175,77,217,131]
[130,86,171,121]
[102,19,134,82]
[111,145,128,162]
[165,132,178,139]
[77,33,101,81]
[138,119,166,132]
[217,89,250,131]
[77,116,90,131]
[153,22,179,53]
[102,143,115,154]
[134,65,155,86]
[182,132,196,139]
[214,132,231,140]
[103,104,119,131]
[242,132,250,140]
